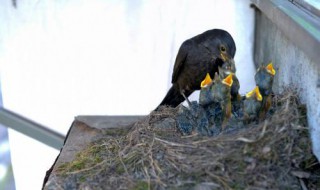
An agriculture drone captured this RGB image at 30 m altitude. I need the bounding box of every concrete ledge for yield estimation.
[75,115,146,130]
[252,0,320,161]
[251,0,320,64]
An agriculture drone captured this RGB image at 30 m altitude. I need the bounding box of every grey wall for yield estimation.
[254,10,320,161]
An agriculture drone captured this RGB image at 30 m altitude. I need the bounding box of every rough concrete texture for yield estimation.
[254,11,320,161]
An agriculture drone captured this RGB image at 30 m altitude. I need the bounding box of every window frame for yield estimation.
[291,0,320,18]
[251,0,320,65]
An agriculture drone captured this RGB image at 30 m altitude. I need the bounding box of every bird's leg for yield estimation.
[181,90,192,108]
[221,100,231,130]
[259,95,271,120]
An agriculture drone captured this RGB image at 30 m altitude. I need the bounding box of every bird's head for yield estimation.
[200,73,213,88]
[201,29,236,67]
[218,61,236,79]
[219,44,234,64]
[211,73,233,102]
[246,86,263,101]
[265,62,276,76]
[222,73,234,87]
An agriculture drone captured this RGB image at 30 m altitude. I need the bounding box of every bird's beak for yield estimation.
[220,53,228,62]
[222,74,233,87]
[228,58,236,73]
[220,52,234,63]
[220,54,236,71]
[200,73,213,88]
[246,86,262,101]
[266,62,276,76]
[220,51,234,63]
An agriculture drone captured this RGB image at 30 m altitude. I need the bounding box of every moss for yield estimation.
[115,165,125,174]
[70,160,86,171]
[132,181,149,190]
[56,143,105,174]
[79,176,86,182]
[104,127,132,136]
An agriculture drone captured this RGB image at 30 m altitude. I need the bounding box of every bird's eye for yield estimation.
[220,45,226,52]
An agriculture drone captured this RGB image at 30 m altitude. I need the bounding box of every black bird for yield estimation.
[157,29,236,109]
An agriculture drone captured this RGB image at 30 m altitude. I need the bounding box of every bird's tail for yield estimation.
[157,86,190,109]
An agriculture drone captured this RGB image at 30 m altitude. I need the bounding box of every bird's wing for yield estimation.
[172,40,191,83]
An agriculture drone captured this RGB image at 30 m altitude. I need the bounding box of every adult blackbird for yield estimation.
[157,29,236,109]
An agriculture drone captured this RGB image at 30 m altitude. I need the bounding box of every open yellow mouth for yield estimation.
[246,86,262,101]
[200,73,213,88]
[266,62,276,76]
[222,74,233,87]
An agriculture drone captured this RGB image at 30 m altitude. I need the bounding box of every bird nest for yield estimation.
[54,89,319,190]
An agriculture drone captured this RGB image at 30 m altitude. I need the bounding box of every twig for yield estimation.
[154,137,197,149]
[181,133,199,138]
[235,137,257,143]
[66,160,106,175]
[205,170,231,190]
[143,165,151,190]
[299,179,308,190]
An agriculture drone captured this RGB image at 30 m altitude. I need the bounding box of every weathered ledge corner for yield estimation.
[42,115,145,189]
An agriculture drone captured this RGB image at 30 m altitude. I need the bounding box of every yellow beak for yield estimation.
[220,53,227,62]
[266,62,276,76]
[246,86,263,101]
[222,74,233,87]
[200,73,213,88]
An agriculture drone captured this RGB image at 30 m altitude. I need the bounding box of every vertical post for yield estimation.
[0,79,16,190]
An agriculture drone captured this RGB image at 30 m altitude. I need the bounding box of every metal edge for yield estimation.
[0,108,65,150]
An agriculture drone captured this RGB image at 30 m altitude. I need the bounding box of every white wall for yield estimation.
[0,0,255,189]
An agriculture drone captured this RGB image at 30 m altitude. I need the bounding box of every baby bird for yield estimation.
[243,86,263,123]
[199,73,233,129]
[199,73,214,107]
[218,61,240,102]
[218,61,242,117]
[255,62,276,119]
